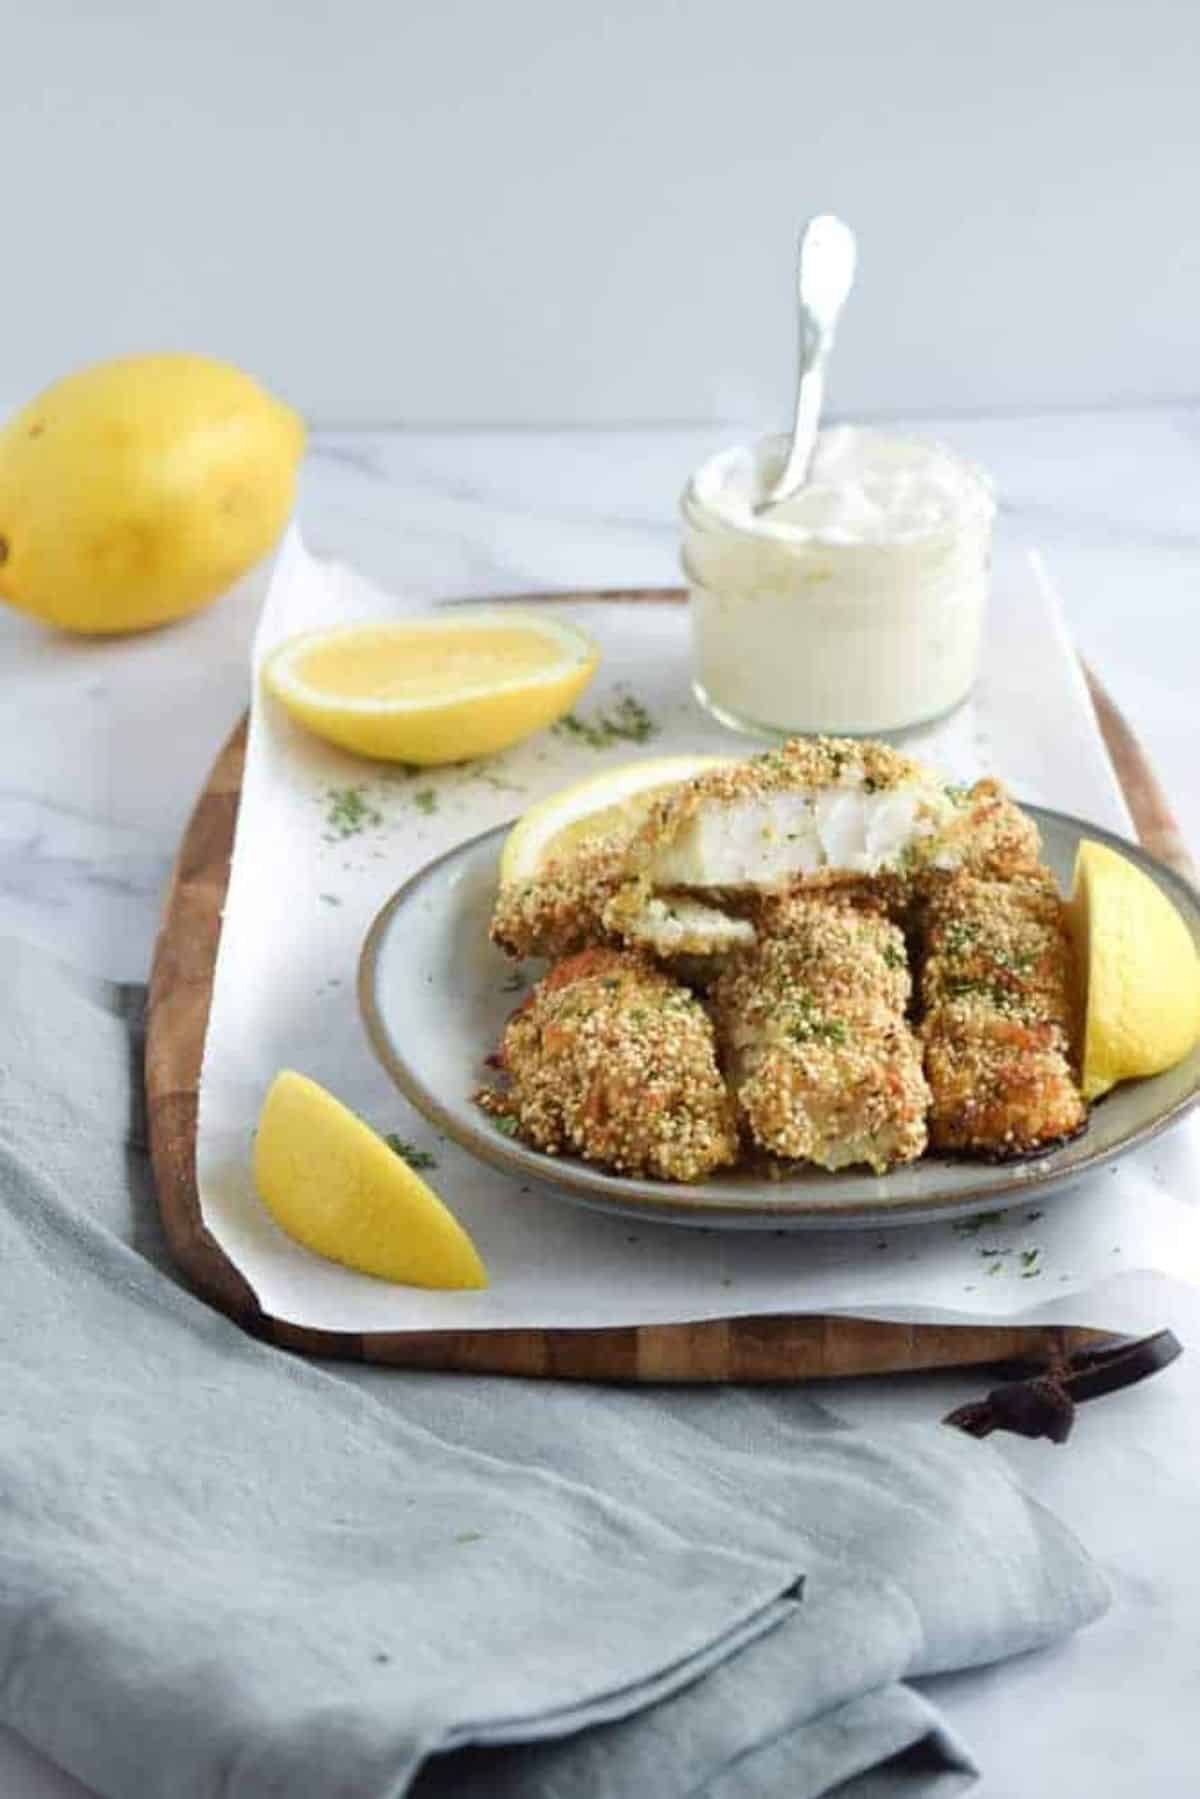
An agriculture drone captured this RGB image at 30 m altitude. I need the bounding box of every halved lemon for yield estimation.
[499,753,734,885]
[1068,839,1200,1100]
[254,1071,487,1288]
[262,610,598,765]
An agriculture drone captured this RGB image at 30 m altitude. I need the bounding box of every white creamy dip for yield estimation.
[681,427,995,735]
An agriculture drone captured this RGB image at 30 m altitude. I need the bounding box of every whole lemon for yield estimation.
[0,352,304,634]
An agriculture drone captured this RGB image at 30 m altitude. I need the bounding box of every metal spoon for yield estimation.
[755,213,857,513]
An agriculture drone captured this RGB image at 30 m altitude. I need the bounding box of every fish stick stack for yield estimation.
[485,737,1092,1180]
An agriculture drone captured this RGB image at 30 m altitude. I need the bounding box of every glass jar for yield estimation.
[680,427,995,737]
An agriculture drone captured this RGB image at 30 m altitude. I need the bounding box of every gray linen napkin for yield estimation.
[0,935,1108,1798]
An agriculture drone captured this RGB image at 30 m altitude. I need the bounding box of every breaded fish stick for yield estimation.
[918,872,1085,1155]
[623,740,1042,895]
[711,897,929,1173]
[482,948,738,1181]
[489,837,628,960]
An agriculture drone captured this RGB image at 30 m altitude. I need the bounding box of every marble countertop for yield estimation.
[2,405,1198,1798]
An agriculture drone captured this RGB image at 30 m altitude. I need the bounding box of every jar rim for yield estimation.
[679,427,996,551]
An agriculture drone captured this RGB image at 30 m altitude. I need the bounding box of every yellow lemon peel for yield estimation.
[254,1071,486,1289]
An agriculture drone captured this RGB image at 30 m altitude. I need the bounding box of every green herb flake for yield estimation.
[943,975,1024,1013]
[455,1530,485,1545]
[319,892,342,907]
[790,1017,847,1046]
[413,789,439,816]
[941,920,979,957]
[494,1115,521,1138]
[787,990,848,1046]
[384,1135,438,1171]
[324,785,383,839]
[883,943,906,971]
[553,690,658,750]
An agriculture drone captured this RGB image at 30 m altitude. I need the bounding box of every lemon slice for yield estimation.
[1068,839,1200,1100]
[263,611,598,765]
[254,1071,486,1288]
[499,753,734,885]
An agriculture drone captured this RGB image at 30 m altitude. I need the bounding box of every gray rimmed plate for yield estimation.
[358,808,1200,1232]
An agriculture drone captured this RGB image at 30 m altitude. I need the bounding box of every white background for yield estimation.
[2,0,1198,424]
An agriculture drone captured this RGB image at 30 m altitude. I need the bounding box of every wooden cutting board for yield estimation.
[144,590,1194,1380]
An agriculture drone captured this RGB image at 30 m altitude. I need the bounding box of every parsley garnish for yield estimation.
[385,1135,438,1171]
[324,785,382,839]
[554,690,657,749]
[413,789,438,816]
[941,920,979,957]
[790,1014,848,1047]
[992,945,1038,974]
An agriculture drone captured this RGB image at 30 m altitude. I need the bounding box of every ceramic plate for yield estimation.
[359,808,1200,1231]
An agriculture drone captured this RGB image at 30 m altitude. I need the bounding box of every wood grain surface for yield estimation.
[145,593,1189,1380]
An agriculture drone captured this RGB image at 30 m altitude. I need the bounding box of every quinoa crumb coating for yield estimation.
[483,947,738,1181]
[489,836,628,960]
[636,736,932,828]
[918,871,1086,1156]
[711,899,929,1173]
[927,778,1044,883]
[747,878,909,935]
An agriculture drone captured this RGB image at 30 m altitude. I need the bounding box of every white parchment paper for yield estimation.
[195,528,1200,1332]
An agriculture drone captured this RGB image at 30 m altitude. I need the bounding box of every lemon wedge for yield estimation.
[254,1071,486,1288]
[499,752,734,885]
[263,611,598,765]
[1068,839,1200,1100]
